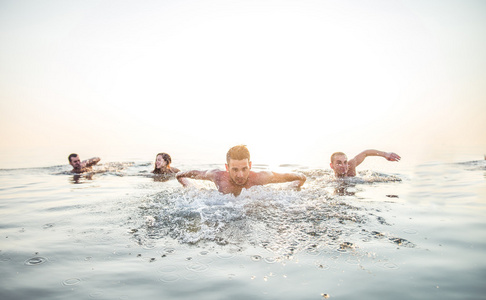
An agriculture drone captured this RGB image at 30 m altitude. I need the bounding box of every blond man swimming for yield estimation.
[176,145,306,196]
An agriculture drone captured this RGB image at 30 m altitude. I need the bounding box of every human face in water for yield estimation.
[226,159,252,186]
[155,155,168,169]
[331,154,348,177]
[70,156,82,170]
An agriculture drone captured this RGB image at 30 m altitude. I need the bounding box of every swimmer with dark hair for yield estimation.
[153,153,180,174]
[330,150,401,177]
[68,153,100,173]
[176,145,306,196]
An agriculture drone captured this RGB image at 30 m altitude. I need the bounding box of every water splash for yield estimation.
[128,169,411,259]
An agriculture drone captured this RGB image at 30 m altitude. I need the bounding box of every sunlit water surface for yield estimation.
[1,160,485,299]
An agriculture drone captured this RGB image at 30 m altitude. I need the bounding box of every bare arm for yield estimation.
[350,149,401,168]
[83,157,100,168]
[259,171,306,189]
[170,167,181,173]
[176,169,218,187]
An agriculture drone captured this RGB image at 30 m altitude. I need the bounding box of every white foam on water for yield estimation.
[128,168,412,261]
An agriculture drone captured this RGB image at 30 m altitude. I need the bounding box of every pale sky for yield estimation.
[1,0,485,168]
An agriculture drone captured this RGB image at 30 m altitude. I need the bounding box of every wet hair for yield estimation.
[226,145,250,164]
[330,152,346,163]
[153,153,172,174]
[68,153,78,163]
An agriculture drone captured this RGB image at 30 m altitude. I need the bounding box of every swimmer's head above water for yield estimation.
[330,152,349,177]
[68,153,100,173]
[68,153,82,172]
[225,145,252,186]
[330,149,400,177]
[176,144,306,196]
[153,152,180,174]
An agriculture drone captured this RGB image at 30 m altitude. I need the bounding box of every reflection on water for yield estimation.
[59,162,136,184]
[70,173,94,184]
[152,174,176,183]
[1,159,485,300]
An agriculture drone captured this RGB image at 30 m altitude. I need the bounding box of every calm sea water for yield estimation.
[1,158,485,300]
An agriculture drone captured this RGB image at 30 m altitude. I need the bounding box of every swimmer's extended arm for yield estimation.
[350,150,401,168]
[176,170,218,187]
[260,171,306,189]
[83,157,100,168]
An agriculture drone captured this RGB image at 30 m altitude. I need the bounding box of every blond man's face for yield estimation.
[226,158,252,186]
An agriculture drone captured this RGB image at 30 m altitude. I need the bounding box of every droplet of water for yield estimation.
[24,257,47,266]
[186,262,209,273]
[183,272,199,281]
[216,252,235,259]
[345,258,360,265]
[0,256,12,263]
[43,223,55,229]
[251,255,262,262]
[316,264,330,270]
[338,242,355,252]
[142,242,156,250]
[89,291,104,298]
[264,257,277,264]
[383,262,399,269]
[159,265,177,273]
[62,278,81,286]
[306,248,320,256]
[159,274,180,282]
[163,247,175,254]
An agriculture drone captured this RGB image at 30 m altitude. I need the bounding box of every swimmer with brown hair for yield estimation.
[330,149,400,177]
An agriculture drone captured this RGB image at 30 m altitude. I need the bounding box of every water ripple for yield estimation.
[186,262,209,272]
[24,256,48,266]
[159,274,180,282]
[62,278,81,286]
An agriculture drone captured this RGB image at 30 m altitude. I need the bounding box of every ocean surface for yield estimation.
[1,158,485,299]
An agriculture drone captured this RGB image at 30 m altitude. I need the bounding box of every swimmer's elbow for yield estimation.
[293,174,306,186]
[297,173,306,183]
